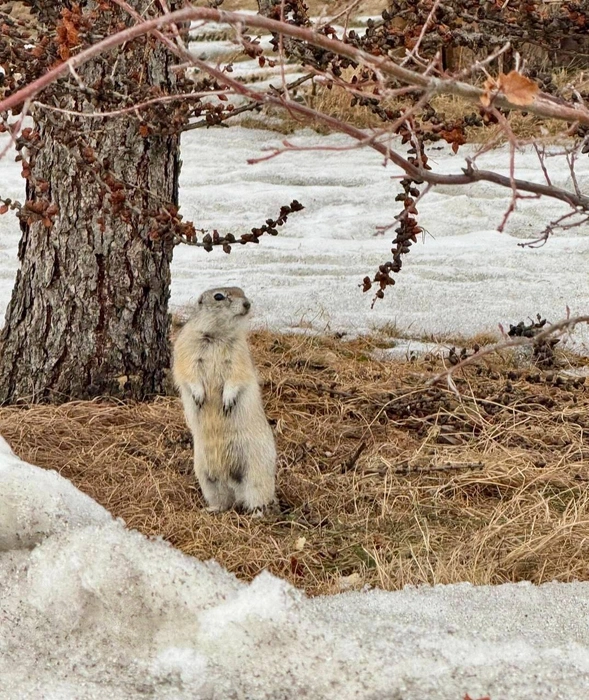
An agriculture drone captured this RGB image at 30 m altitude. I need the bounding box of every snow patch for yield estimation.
[0,437,111,551]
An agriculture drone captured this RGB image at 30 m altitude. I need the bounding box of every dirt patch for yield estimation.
[2,330,589,595]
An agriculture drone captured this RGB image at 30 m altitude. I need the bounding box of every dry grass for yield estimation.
[2,330,589,595]
[241,84,384,134]
[221,0,387,17]
[427,94,565,143]
[238,81,571,142]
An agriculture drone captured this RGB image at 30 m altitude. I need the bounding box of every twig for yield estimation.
[567,150,581,199]
[401,0,441,67]
[247,133,385,165]
[391,461,484,474]
[533,142,552,188]
[428,315,589,386]
[375,183,433,235]
[181,73,314,132]
[33,91,228,119]
[0,99,30,162]
[519,210,589,248]
[279,379,356,400]
[341,441,367,472]
[316,0,362,32]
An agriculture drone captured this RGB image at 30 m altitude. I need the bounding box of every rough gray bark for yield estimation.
[0,1,181,403]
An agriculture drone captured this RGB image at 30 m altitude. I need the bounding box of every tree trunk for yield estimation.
[0,2,181,403]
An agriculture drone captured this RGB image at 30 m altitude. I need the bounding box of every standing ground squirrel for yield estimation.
[172,287,276,513]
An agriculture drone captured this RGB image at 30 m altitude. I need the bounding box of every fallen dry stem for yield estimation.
[430,315,589,386]
[2,330,589,595]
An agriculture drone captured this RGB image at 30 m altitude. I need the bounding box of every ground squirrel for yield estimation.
[173,287,276,513]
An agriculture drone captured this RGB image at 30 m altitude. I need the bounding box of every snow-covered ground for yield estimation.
[173,127,589,350]
[2,438,589,699]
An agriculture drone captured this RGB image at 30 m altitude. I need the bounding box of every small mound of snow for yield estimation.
[0,522,243,698]
[0,437,112,550]
[372,339,448,361]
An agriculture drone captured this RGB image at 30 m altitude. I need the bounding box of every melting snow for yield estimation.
[171,127,589,349]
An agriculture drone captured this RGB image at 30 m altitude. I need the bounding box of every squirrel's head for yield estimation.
[196,287,252,328]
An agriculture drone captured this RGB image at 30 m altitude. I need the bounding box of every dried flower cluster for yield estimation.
[153,199,304,251]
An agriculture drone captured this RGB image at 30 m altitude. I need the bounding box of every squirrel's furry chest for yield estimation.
[193,338,236,389]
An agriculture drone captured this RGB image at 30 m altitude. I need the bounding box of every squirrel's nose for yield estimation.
[243,300,251,311]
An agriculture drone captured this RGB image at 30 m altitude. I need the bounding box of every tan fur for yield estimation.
[172,287,276,513]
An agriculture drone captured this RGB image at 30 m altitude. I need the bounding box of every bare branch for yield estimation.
[0,99,30,162]
[401,0,442,67]
[518,210,589,248]
[33,91,229,119]
[2,6,589,129]
[183,55,589,212]
[533,143,552,188]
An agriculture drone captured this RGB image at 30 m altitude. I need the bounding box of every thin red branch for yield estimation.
[0,99,30,162]
[33,91,229,119]
[401,0,442,67]
[533,143,552,188]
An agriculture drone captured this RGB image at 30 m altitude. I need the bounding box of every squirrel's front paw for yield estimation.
[222,385,241,414]
[190,384,206,409]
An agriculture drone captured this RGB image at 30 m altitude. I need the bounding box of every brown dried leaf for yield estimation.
[63,18,79,47]
[498,70,539,105]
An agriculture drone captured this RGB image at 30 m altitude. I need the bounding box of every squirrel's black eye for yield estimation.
[213,293,225,301]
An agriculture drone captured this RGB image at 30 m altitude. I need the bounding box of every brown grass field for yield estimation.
[1,330,589,595]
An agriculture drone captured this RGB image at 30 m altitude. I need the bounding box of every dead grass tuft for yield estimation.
[241,85,569,142]
[239,78,385,134]
[2,330,589,595]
